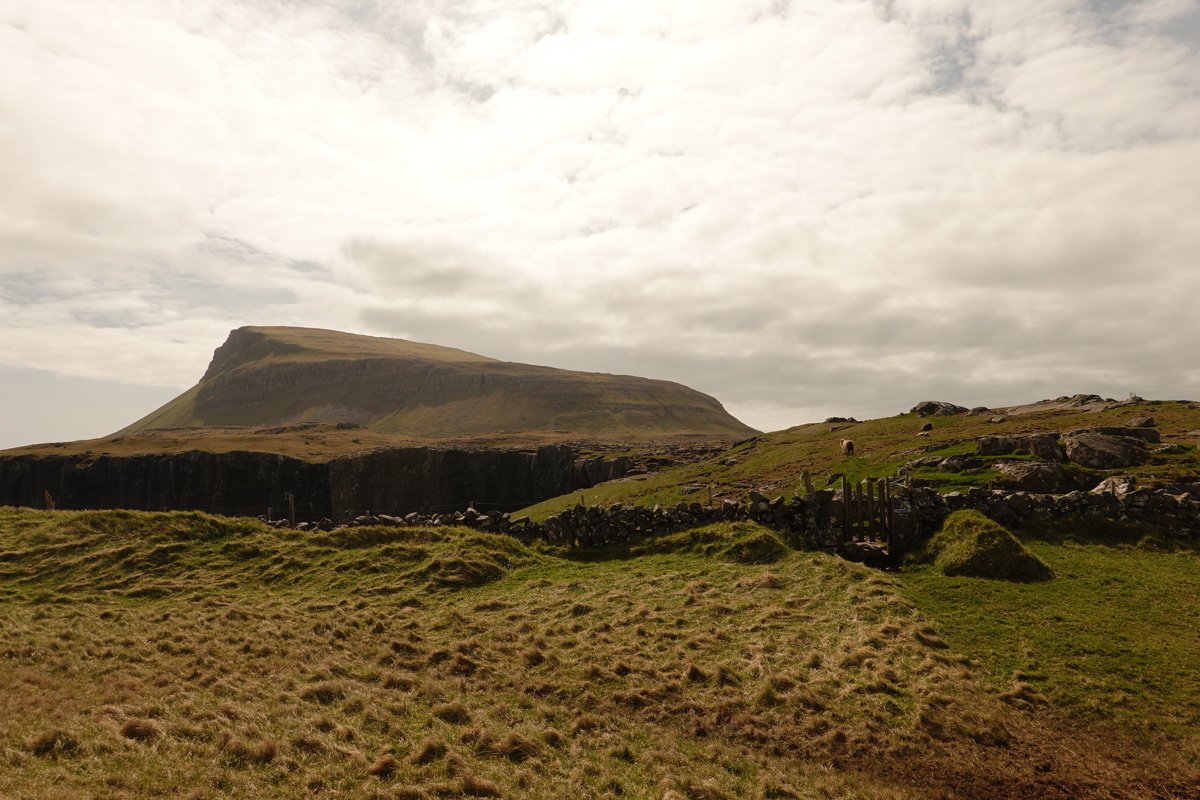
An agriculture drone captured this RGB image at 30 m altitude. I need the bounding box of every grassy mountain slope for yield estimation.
[115,327,758,442]
[519,400,1200,519]
[1,508,1195,798]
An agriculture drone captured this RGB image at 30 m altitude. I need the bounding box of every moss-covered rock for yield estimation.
[924,510,1053,582]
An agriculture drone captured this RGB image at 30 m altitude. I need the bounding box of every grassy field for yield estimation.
[902,518,1200,741]
[2,508,1198,799]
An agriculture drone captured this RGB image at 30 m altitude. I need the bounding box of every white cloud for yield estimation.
[1,0,1199,446]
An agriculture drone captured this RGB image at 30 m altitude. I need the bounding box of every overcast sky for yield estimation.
[2,0,1199,449]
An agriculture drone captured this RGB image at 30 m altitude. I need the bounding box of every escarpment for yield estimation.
[0,445,631,518]
[121,326,759,440]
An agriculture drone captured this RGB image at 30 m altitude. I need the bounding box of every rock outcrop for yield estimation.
[1062,433,1148,470]
[991,460,1071,493]
[911,401,969,417]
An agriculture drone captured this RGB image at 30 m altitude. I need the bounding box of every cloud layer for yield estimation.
[2,0,1199,446]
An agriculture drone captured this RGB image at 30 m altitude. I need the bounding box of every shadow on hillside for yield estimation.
[1018,517,1200,553]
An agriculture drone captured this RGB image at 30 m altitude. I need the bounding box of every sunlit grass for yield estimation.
[2,508,1198,798]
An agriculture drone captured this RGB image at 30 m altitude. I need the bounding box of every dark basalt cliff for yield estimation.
[0,446,631,519]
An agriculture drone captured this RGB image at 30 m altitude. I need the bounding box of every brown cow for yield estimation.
[841,439,854,455]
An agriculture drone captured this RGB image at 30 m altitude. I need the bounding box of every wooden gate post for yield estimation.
[884,478,894,547]
[855,481,864,542]
[865,479,875,543]
[841,475,850,544]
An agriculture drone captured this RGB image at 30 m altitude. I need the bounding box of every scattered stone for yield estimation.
[912,401,969,418]
[987,415,1008,424]
[1155,444,1185,455]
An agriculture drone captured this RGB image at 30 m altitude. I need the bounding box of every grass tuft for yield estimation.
[28,729,77,757]
[368,753,398,777]
[431,701,472,726]
[118,719,160,741]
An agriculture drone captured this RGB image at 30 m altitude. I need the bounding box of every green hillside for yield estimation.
[519,400,1200,519]
[117,327,759,441]
[1,508,1196,798]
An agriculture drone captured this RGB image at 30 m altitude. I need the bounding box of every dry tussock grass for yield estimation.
[0,511,1193,799]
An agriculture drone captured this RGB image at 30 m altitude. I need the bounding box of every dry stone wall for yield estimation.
[305,482,1200,552]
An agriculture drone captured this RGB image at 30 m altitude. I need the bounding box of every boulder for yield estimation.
[987,415,1008,424]
[1090,475,1136,496]
[1062,433,1147,470]
[920,422,934,432]
[1071,426,1160,444]
[976,433,1062,460]
[977,436,1019,456]
[940,454,983,473]
[1155,444,1185,454]
[1019,433,1066,463]
[965,407,993,417]
[992,461,1071,494]
[912,401,969,418]
[904,455,947,470]
[1127,416,1156,428]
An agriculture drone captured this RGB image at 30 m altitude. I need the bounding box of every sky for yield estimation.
[2,0,1199,449]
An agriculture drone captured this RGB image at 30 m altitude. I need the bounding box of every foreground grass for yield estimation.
[1,509,1197,799]
[898,520,1200,745]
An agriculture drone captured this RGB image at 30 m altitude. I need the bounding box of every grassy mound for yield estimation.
[626,521,791,563]
[923,510,1053,582]
[0,507,536,600]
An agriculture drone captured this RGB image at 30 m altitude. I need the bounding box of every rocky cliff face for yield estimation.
[121,326,759,440]
[0,446,630,520]
[0,451,331,518]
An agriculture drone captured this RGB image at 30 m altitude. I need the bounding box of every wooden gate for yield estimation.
[841,476,893,551]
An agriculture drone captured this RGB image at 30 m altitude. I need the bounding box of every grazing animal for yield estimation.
[841,439,855,455]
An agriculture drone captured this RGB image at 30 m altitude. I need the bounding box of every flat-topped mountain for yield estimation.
[120,326,759,441]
